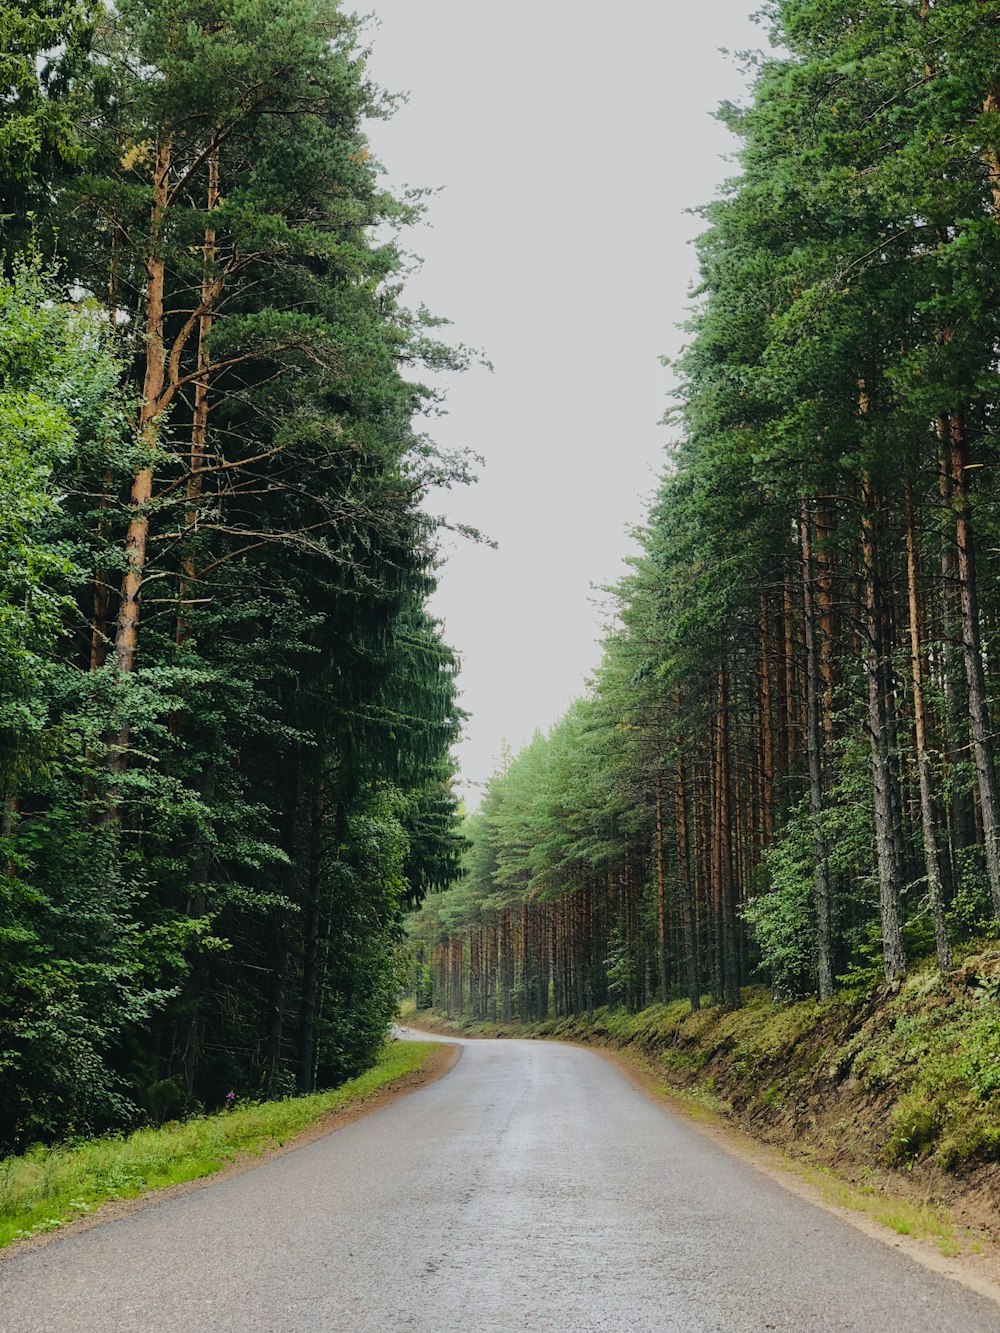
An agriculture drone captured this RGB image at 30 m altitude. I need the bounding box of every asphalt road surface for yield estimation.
[2,1034,998,1333]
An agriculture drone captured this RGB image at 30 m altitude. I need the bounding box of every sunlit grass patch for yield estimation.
[798,1162,957,1249]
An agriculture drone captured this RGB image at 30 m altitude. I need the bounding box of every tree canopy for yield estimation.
[0,0,467,1150]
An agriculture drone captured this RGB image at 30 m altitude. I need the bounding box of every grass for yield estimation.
[0,1039,439,1249]
[795,1162,959,1254]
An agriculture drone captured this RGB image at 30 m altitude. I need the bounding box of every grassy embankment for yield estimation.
[407,946,1000,1252]
[0,1038,439,1249]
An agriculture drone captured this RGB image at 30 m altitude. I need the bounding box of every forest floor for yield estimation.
[405,945,1000,1271]
[0,1038,454,1255]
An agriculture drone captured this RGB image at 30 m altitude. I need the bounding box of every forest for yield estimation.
[0,0,467,1153]
[410,0,1000,1022]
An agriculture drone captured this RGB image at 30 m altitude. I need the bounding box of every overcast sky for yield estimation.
[363,3,768,803]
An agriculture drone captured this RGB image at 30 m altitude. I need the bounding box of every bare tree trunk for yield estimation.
[759,594,775,840]
[936,421,973,887]
[782,569,797,778]
[880,549,910,885]
[717,666,740,1007]
[983,83,1000,220]
[860,473,907,981]
[709,731,723,1005]
[816,500,836,754]
[801,505,834,998]
[905,484,952,969]
[296,778,326,1093]
[500,911,513,1021]
[112,137,172,690]
[949,412,1000,919]
[177,148,221,648]
[655,774,669,1002]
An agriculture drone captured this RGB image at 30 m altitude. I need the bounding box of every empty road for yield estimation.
[2,1035,997,1332]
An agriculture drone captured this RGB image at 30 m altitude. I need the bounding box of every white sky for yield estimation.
[363,2,767,804]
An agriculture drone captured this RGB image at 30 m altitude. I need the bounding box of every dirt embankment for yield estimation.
[410,950,1000,1246]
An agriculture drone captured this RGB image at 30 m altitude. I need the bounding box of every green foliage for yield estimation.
[0,2,467,1152]
[0,264,117,726]
[842,952,1000,1167]
[745,808,817,999]
[885,1094,943,1166]
[0,0,94,249]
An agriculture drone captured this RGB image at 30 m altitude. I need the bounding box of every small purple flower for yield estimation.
[225,1090,236,1110]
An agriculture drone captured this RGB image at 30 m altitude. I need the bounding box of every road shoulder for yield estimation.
[406,1016,1000,1308]
[1,1039,461,1261]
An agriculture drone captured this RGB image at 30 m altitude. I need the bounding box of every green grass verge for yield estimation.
[796,1163,958,1253]
[0,1039,438,1249]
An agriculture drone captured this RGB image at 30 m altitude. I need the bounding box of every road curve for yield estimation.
[2,1035,997,1333]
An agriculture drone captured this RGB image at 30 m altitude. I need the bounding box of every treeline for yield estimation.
[0,1,465,1151]
[409,0,1000,1020]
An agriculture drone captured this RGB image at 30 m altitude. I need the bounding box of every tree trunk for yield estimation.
[937,418,974,880]
[113,138,171,685]
[177,148,220,648]
[983,84,1000,220]
[904,483,952,970]
[860,472,907,981]
[759,594,775,841]
[782,569,797,778]
[800,505,834,998]
[949,412,1000,919]
[655,774,669,1002]
[716,666,740,1007]
[296,778,326,1093]
[815,500,836,754]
